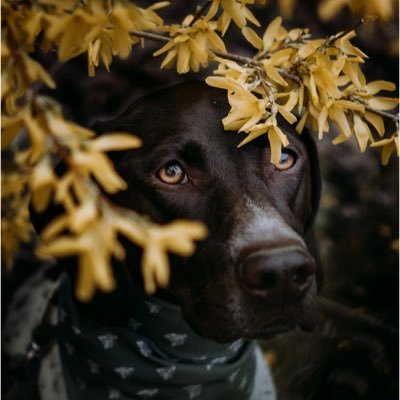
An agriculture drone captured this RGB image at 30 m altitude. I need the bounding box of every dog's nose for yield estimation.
[238,247,315,302]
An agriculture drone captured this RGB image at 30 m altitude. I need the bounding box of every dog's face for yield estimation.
[95,81,322,343]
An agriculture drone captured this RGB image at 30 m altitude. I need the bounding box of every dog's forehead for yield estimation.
[130,82,228,139]
[125,82,306,152]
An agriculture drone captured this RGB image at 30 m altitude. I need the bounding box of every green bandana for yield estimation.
[56,277,275,399]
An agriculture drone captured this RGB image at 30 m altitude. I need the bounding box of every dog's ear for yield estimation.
[300,129,324,289]
[302,128,322,233]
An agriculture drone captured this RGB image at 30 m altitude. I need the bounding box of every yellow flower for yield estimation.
[223,89,266,131]
[30,157,57,212]
[207,0,260,35]
[71,150,127,193]
[367,97,399,111]
[43,0,167,76]
[277,0,297,18]
[364,111,384,137]
[2,166,34,268]
[268,124,289,164]
[319,0,395,21]
[207,57,262,91]
[140,220,208,294]
[353,113,372,152]
[87,133,142,152]
[38,220,117,301]
[154,17,226,74]
[370,134,399,165]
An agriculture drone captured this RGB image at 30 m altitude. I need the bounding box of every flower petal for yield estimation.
[366,80,396,95]
[262,16,282,51]
[367,97,399,111]
[242,27,263,49]
[353,114,371,152]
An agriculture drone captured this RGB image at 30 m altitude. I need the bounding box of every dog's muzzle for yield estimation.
[237,245,315,304]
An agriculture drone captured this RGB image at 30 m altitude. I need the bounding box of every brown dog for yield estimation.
[3,81,322,400]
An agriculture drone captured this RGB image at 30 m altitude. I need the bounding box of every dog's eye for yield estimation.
[274,150,296,171]
[157,161,188,185]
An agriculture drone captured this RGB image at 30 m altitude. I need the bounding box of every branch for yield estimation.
[325,17,375,46]
[130,30,398,121]
[130,30,169,43]
[364,105,399,124]
[213,49,255,65]
[188,1,212,27]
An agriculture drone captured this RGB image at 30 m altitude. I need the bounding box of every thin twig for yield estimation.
[130,30,302,84]
[188,1,212,27]
[213,49,255,65]
[276,68,301,85]
[325,17,375,45]
[130,30,169,43]
[130,30,397,122]
[364,105,399,123]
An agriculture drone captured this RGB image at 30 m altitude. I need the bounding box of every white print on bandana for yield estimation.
[87,360,99,374]
[144,301,162,314]
[72,326,81,335]
[228,368,240,383]
[229,339,244,352]
[192,355,207,361]
[108,388,121,399]
[98,334,118,350]
[115,366,135,379]
[136,340,152,357]
[156,365,176,380]
[58,308,66,323]
[206,356,228,371]
[75,378,86,390]
[182,384,202,399]
[239,375,248,390]
[65,343,74,355]
[164,333,187,347]
[128,318,142,330]
[137,388,159,398]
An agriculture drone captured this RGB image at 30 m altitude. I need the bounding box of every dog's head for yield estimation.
[89,81,322,342]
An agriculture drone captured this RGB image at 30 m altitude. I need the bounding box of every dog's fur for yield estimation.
[4,81,322,399]
[76,81,322,343]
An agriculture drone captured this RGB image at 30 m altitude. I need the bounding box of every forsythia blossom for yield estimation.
[1,0,398,301]
[206,17,398,164]
[154,15,226,73]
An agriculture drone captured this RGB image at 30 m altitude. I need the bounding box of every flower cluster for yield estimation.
[2,91,207,300]
[274,0,397,21]
[153,0,267,73]
[2,0,398,301]
[2,0,207,300]
[154,15,226,73]
[205,17,398,164]
[3,0,168,77]
[318,0,396,22]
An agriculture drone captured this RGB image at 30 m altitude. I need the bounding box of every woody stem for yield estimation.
[130,30,398,123]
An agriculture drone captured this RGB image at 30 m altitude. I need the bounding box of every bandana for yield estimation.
[56,277,275,399]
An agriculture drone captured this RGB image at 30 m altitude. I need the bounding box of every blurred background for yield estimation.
[3,1,399,399]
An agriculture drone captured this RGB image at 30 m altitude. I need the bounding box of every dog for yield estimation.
[3,81,322,400]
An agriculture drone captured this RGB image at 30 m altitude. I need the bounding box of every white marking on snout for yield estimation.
[229,197,306,262]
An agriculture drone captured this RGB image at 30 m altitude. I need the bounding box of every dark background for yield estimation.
[4,1,399,399]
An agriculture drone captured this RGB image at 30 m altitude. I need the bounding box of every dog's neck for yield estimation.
[57,276,258,399]
[126,291,246,361]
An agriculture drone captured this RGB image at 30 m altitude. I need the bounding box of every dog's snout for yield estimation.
[238,247,315,302]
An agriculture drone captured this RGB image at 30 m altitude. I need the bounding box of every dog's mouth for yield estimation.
[243,312,317,340]
[181,305,317,343]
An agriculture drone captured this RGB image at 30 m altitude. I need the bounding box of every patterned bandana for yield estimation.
[56,277,266,400]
